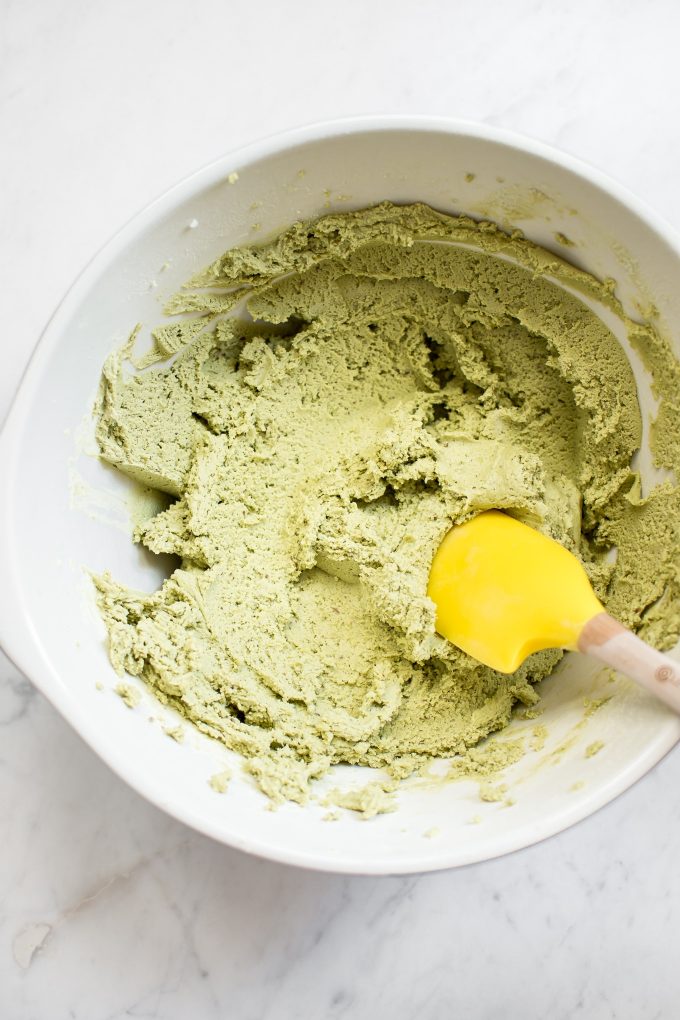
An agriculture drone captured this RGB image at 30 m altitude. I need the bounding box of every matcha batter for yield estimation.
[95,203,680,805]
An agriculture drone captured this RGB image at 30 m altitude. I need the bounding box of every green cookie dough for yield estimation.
[94,202,680,806]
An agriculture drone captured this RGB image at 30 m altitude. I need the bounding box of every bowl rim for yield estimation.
[2,113,680,875]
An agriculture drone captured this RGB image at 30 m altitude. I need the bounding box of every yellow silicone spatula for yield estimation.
[428,510,680,713]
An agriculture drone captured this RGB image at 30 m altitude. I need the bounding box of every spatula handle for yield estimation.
[578,612,680,714]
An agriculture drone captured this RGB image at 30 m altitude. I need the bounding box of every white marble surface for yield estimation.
[3,0,680,1015]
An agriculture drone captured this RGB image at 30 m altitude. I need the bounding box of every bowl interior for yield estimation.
[2,121,679,873]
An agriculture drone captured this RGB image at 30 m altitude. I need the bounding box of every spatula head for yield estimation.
[427,510,603,673]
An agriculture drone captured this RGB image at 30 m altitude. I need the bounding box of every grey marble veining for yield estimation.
[3,0,680,1016]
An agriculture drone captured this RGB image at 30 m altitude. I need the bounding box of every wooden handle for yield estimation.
[578,612,680,714]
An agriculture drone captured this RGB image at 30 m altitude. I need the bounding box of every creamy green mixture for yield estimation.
[95,203,680,806]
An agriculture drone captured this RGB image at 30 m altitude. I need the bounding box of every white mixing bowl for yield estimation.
[1,117,679,874]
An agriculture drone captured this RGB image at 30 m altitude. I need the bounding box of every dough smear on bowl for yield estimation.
[94,203,680,805]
